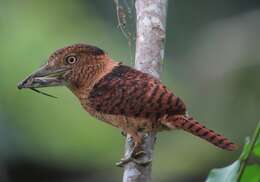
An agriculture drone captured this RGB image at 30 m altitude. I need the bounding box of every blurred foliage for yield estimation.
[206,161,240,182]
[206,122,260,182]
[241,165,260,182]
[0,0,260,181]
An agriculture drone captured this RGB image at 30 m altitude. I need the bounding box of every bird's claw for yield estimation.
[133,158,152,166]
[116,157,132,167]
[116,157,152,167]
[116,150,152,167]
[134,150,146,158]
[121,131,127,137]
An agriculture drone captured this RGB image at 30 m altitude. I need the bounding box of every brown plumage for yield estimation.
[18,43,237,164]
[86,64,236,151]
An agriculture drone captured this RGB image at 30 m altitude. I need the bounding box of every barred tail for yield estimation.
[164,115,237,151]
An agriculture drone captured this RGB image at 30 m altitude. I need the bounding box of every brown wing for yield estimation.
[88,65,186,120]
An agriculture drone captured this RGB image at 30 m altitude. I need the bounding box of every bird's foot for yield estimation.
[121,131,127,137]
[133,157,152,166]
[116,157,131,167]
[116,150,152,167]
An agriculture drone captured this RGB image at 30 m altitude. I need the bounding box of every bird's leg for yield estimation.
[116,132,152,167]
[131,133,153,166]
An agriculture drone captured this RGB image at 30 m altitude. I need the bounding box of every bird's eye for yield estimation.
[65,55,78,65]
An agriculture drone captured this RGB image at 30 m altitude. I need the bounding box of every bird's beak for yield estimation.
[17,64,68,89]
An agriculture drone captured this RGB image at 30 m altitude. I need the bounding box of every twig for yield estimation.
[113,0,134,64]
[30,88,58,98]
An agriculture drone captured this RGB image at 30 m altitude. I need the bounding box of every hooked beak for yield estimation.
[17,64,68,89]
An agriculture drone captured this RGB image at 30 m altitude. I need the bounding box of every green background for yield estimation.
[0,0,260,181]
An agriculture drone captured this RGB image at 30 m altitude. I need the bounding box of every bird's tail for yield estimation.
[163,115,237,151]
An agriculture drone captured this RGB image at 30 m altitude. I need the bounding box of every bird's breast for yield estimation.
[81,100,161,133]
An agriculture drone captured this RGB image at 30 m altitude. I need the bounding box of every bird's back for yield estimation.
[87,64,186,123]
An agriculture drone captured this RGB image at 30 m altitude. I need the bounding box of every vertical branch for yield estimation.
[123,0,168,182]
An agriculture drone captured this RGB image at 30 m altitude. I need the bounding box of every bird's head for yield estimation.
[18,44,114,93]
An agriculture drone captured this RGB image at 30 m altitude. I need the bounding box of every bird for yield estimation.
[18,43,237,166]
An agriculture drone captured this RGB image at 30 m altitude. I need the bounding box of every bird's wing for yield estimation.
[88,65,186,119]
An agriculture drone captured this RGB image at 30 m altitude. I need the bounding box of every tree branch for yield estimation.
[122,0,168,181]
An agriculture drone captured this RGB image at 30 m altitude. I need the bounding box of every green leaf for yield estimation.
[253,134,260,157]
[206,138,250,182]
[240,137,251,160]
[206,122,260,182]
[206,161,240,182]
[253,122,260,157]
[240,165,260,182]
